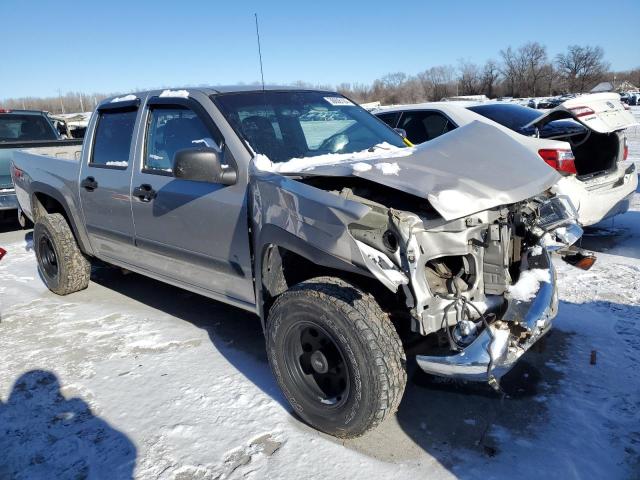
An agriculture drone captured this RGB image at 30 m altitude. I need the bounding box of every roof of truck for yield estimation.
[103,85,336,104]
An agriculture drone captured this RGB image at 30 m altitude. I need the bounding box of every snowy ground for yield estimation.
[1,108,639,479]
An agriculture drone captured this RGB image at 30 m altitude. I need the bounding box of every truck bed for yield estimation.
[19,143,83,161]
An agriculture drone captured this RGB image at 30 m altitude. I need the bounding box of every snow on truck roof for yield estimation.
[105,85,332,104]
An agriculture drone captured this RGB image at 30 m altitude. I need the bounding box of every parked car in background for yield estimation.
[12,86,585,438]
[620,92,639,106]
[0,109,82,223]
[374,93,638,226]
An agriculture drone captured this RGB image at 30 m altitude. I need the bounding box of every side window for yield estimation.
[144,107,221,175]
[376,112,400,128]
[398,111,455,144]
[91,109,137,168]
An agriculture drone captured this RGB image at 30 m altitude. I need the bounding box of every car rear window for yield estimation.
[0,114,58,142]
[91,108,137,168]
[467,104,542,131]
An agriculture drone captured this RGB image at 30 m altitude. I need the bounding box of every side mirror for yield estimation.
[173,147,237,185]
[394,128,407,139]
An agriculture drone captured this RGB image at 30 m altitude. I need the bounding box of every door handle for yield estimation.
[80,176,98,191]
[133,184,157,202]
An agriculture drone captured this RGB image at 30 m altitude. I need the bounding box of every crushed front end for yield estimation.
[345,189,583,387]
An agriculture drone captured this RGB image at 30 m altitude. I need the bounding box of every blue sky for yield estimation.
[1,0,638,99]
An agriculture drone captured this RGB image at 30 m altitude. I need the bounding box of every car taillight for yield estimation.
[623,103,631,111]
[11,164,23,179]
[538,149,578,174]
[0,108,11,113]
[0,247,6,261]
[569,106,595,117]
[623,138,629,160]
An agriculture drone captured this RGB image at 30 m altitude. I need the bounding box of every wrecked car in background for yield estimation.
[12,87,588,438]
[375,93,638,226]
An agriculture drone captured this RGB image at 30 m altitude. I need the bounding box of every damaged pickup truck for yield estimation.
[12,87,589,438]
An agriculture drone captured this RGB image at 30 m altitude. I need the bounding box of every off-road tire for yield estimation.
[33,213,90,295]
[266,276,406,438]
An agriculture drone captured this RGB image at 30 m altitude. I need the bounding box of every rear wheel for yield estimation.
[34,213,90,295]
[266,276,406,438]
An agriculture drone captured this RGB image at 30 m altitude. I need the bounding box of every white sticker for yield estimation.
[324,96,354,107]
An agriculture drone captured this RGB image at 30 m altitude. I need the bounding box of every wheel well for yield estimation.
[261,245,404,321]
[33,193,68,222]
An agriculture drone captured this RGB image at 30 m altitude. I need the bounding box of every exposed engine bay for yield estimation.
[300,175,585,387]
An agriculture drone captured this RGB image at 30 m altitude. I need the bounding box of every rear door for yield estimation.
[524,93,638,133]
[129,95,254,305]
[78,100,139,264]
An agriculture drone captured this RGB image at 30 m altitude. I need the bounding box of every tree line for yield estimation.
[334,43,639,105]
[2,43,639,113]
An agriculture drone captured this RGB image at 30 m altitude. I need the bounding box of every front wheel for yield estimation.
[266,276,406,438]
[33,213,91,295]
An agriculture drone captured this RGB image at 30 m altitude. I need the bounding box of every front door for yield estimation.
[130,97,254,305]
[78,101,139,264]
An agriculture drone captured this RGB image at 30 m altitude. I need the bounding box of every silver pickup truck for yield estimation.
[12,86,589,438]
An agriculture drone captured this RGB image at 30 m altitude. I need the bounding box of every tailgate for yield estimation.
[525,93,638,134]
[0,148,13,189]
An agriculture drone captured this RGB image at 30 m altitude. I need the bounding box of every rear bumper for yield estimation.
[416,251,558,381]
[554,165,638,226]
[0,189,18,211]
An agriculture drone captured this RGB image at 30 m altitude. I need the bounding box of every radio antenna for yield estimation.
[254,13,265,91]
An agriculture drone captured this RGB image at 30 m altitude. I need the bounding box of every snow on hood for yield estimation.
[252,121,561,221]
[253,142,411,173]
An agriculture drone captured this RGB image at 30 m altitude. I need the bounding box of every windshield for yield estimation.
[0,113,58,142]
[213,91,405,163]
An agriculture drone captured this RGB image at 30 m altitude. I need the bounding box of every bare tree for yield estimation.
[481,59,501,98]
[555,45,609,92]
[520,42,548,96]
[500,46,526,96]
[417,65,456,101]
[458,60,482,95]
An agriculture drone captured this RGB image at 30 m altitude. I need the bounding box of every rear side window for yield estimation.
[376,112,400,128]
[398,111,457,144]
[91,109,137,168]
[144,106,222,175]
[467,104,541,131]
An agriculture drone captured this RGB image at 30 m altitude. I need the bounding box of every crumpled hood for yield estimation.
[288,121,561,221]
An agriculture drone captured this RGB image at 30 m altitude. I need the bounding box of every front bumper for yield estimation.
[416,252,559,381]
[0,189,18,211]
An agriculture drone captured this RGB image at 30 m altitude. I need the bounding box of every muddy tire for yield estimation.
[266,276,406,438]
[34,213,90,295]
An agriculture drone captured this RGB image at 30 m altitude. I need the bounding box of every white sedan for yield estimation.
[374,93,638,226]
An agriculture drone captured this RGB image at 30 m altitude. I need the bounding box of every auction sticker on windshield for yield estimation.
[324,96,354,106]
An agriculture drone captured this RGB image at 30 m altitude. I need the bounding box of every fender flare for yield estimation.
[30,182,93,255]
[254,224,371,328]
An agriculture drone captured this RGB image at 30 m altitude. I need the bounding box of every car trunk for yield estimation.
[570,131,620,177]
[524,93,637,178]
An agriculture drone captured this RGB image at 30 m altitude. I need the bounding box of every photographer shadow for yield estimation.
[0,370,136,479]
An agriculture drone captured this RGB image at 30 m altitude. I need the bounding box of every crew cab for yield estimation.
[0,109,82,223]
[13,87,587,438]
[375,93,638,226]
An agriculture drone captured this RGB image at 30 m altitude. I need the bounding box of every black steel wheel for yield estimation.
[283,321,351,408]
[33,213,90,295]
[266,276,406,438]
